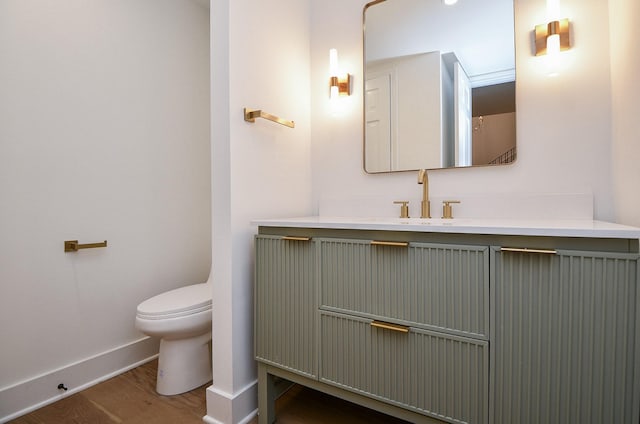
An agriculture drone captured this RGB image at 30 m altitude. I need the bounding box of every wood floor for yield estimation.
[11,360,410,424]
[247,384,411,424]
[9,359,207,424]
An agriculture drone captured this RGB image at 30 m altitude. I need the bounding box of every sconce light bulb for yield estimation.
[329,48,339,75]
[330,85,339,100]
[443,0,458,5]
[546,33,560,56]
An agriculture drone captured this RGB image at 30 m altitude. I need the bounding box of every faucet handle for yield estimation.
[393,201,410,218]
[442,200,461,219]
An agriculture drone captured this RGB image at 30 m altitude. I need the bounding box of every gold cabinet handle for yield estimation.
[64,240,108,252]
[281,236,311,241]
[501,247,557,255]
[370,240,409,247]
[370,320,410,333]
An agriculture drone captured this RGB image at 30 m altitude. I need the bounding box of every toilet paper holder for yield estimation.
[64,240,108,252]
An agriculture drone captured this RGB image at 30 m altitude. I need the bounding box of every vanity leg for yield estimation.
[257,363,276,424]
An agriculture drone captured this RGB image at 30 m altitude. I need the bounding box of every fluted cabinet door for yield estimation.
[491,247,640,424]
[255,235,317,378]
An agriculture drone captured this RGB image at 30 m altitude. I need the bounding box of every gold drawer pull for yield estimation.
[501,247,557,255]
[370,240,409,247]
[370,320,410,333]
[281,236,311,241]
[64,240,108,252]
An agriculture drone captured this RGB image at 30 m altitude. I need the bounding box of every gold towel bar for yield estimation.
[244,108,295,128]
[64,240,108,252]
[371,320,410,333]
[371,240,409,247]
[501,247,557,255]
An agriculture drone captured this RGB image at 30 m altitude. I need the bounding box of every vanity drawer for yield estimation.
[320,311,488,424]
[319,238,489,338]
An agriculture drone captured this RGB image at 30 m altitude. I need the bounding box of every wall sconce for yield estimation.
[329,48,352,98]
[535,18,570,56]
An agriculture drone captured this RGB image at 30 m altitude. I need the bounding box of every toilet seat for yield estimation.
[137,283,212,320]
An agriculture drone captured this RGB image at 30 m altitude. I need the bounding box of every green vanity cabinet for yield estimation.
[490,247,640,424]
[255,226,640,424]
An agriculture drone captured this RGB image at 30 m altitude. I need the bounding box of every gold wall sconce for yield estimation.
[329,48,351,98]
[535,18,570,56]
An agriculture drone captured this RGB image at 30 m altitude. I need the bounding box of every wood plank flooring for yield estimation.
[11,360,410,423]
[9,359,207,424]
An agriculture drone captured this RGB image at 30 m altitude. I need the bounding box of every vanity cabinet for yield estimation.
[491,247,639,424]
[255,225,640,424]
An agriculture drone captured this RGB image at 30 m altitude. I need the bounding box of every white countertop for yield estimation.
[252,216,640,239]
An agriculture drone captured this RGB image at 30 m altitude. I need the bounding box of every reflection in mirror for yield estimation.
[363,0,516,173]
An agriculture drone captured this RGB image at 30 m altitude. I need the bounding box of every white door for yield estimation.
[365,74,392,173]
[454,62,472,166]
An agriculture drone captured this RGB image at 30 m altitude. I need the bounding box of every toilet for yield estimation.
[135,282,212,396]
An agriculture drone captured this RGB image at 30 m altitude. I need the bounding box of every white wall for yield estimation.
[609,0,640,227]
[0,0,210,391]
[310,0,619,222]
[207,0,312,421]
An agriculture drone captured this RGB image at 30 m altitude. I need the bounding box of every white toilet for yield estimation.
[135,282,212,396]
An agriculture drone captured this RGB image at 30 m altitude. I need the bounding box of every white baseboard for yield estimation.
[203,379,257,424]
[0,336,159,423]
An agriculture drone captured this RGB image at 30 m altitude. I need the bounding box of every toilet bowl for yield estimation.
[135,282,212,396]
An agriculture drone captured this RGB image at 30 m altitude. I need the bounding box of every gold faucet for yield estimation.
[417,169,430,218]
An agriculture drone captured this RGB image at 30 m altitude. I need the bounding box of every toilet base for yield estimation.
[156,331,212,396]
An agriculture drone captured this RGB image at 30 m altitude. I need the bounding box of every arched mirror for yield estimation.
[363,0,516,173]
